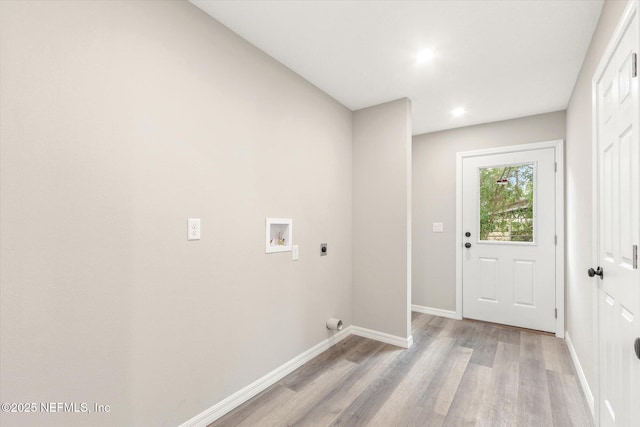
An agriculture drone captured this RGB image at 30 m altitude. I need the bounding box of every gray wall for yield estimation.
[353,99,412,339]
[1,0,622,424]
[0,1,353,426]
[412,111,566,311]
[565,0,628,395]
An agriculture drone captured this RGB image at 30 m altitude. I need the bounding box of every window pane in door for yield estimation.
[479,163,534,242]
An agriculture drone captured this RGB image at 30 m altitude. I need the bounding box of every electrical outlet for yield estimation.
[432,222,444,233]
[320,243,327,256]
[188,218,201,240]
[292,245,299,261]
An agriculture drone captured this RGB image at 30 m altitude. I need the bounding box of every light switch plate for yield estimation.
[292,245,299,261]
[188,218,201,240]
[432,222,443,233]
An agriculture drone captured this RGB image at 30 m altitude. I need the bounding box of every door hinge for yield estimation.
[555,308,557,319]
[554,235,557,245]
[633,244,638,269]
[554,162,557,172]
[633,53,637,78]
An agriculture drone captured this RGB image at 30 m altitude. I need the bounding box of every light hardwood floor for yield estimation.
[209,313,593,426]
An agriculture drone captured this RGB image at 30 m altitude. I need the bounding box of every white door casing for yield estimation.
[592,2,640,426]
[460,145,559,333]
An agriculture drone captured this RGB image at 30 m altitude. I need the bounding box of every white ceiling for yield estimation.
[191,0,603,135]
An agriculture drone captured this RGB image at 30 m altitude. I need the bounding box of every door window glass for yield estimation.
[479,163,535,242]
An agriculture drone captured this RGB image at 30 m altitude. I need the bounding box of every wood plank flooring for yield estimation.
[209,313,593,426]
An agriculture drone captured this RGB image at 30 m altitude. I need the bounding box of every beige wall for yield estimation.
[565,0,628,395]
[353,99,412,339]
[412,111,566,311]
[1,0,624,425]
[0,1,353,426]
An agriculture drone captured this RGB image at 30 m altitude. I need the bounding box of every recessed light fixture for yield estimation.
[416,49,435,64]
[452,107,466,117]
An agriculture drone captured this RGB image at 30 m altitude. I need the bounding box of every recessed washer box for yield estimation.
[265,218,292,253]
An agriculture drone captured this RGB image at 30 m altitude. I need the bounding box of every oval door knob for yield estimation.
[588,266,604,279]
[464,242,472,249]
[635,338,640,360]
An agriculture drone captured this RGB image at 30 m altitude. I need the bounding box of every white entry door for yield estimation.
[461,146,558,333]
[593,4,640,426]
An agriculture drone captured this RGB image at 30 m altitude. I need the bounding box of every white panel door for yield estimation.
[462,148,556,332]
[594,5,640,427]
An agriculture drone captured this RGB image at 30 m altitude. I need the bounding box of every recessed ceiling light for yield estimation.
[416,49,435,64]
[452,107,466,117]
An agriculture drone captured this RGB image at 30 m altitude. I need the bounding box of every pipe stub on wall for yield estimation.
[326,318,343,331]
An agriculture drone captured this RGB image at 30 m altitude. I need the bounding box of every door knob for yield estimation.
[588,266,604,279]
[635,338,640,360]
[465,242,472,249]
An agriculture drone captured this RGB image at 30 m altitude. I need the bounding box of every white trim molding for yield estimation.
[565,331,595,419]
[178,324,413,426]
[455,139,565,337]
[411,304,461,320]
[351,326,413,349]
[590,2,640,424]
[178,326,352,427]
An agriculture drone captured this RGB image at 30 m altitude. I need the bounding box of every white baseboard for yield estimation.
[178,326,352,427]
[411,304,460,320]
[179,323,414,426]
[350,326,413,348]
[565,330,595,419]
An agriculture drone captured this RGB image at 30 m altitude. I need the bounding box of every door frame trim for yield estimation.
[591,1,639,424]
[455,139,565,337]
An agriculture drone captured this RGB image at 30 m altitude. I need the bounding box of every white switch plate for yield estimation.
[432,222,443,233]
[188,218,201,240]
[292,245,299,261]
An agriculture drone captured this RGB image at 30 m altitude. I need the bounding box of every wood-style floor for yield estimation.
[209,313,593,426]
